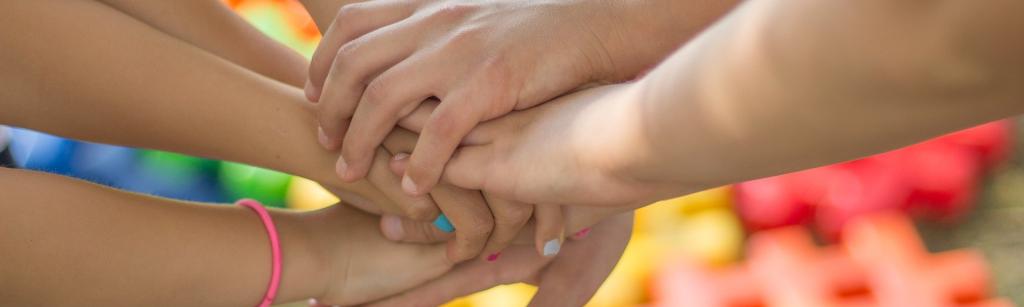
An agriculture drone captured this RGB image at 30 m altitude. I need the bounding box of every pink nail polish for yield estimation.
[573,228,592,239]
[486,252,501,262]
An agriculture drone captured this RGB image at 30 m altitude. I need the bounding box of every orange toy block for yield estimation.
[653,212,1012,307]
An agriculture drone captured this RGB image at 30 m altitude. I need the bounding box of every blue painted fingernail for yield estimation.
[433,214,455,233]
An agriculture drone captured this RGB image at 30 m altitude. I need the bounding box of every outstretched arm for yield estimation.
[0,167,451,306]
[0,0,415,210]
[96,0,309,86]
[438,0,1024,206]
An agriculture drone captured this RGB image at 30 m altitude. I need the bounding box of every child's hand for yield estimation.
[365,212,634,307]
[379,127,564,261]
[307,0,642,195]
[302,204,452,306]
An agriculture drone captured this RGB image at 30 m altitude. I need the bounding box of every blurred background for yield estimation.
[1,0,1020,306]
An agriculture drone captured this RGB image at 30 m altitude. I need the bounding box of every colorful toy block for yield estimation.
[735,120,1013,239]
[653,212,1012,307]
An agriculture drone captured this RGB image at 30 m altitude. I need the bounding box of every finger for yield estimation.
[396,146,489,195]
[403,92,488,195]
[379,214,454,243]
[317,20,421,151]
[478,195,533,262]
[366,147,439,221]
[308,0,416,100]
[530,213,634,307]
[396,99,438,133]
[430,185,494,263]
[337,55,444,182]
[534,205,565,258]
[397,99,496,146]
[365,246,550,307]
[387,149,499,262]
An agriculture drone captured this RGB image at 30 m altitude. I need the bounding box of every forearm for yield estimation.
[593,0,739,81]
[0,0,367,194]
[96,0,309,86]
[609,0,1024,197]
[0,168,325,306]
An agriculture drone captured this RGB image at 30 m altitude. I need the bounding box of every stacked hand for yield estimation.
[300,0,736,304]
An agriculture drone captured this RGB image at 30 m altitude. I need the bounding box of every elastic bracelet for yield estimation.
[236,199,282,307]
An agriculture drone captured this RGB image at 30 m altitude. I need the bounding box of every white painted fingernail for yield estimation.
[543,239,561,257]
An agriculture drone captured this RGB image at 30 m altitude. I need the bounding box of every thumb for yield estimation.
[380,214,454,243]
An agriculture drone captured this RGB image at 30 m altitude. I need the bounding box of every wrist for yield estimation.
[272,210,332,303]
[588,0,738,82]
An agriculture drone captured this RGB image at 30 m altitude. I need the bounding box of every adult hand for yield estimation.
[307,0,646,196]
[397,84,698,209]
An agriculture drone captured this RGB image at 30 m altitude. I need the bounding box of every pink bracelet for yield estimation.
[236,199,282,307]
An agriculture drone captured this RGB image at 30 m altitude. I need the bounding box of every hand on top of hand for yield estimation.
[307,0,634,197]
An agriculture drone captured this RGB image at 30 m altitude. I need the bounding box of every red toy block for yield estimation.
[734,120,1013,237]
[898,143,980,222]
[937,120,1013,170]
[653,213,1011,307]
[735,175,815,231]
[815,159,909,240]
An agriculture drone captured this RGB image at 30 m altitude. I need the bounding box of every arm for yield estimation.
[0,0,507,263]
[95,0,309,86]
[0,167,450,306]
[0,0,414,214]
[438,0,1024,206]
[623,0,1024,198]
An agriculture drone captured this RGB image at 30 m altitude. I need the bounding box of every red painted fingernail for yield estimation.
[486,252,501,262]
[573,228,592,239]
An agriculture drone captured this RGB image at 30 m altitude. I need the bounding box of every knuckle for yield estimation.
[335,3,366,23]
[498,207,532,227]
[430,3,477,21]
[463,217,495,238]
[444,27,484,48]
[426,109,465,140]
[405,204,436,221]
[335,40,362,64]
[362,77,392,105]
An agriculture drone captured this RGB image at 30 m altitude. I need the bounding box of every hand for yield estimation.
[401,84,696,208]
[307,0,641,196]
[300,203,453,306]
[381,127,568,261]
[365,212,634,307]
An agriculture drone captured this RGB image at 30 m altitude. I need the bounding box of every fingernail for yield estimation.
[486,252,501,262]
[304,80,320,102]
[393,152,410,161]
[335,156,350,180]
[543,239,561,257]
[432,214,455,233]
[308,298,317,306]
[317,126,330,149]
[402,175,420,194]
[381,215,405,241]
[572,228,592,240]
